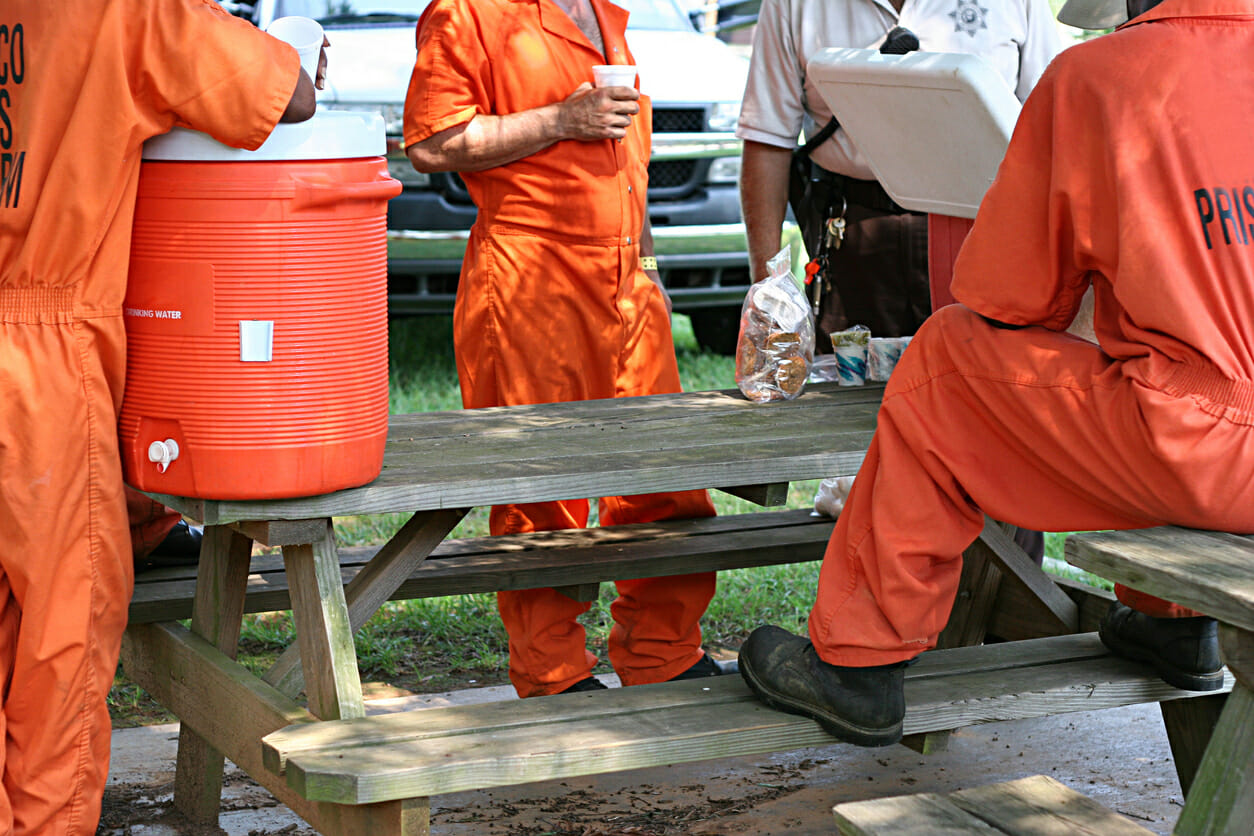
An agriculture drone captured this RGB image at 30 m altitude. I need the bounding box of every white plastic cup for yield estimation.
[867,337,906,382]
[267,16,324,81]
[592,64,637,88]
[830,327,871,386]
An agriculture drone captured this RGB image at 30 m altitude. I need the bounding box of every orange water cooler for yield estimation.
[120,111,402,500]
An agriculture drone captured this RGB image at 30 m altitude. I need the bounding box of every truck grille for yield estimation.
[649,160,699,190]
[653,108,705,133]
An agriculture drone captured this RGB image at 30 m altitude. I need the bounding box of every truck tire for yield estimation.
[688,306,742,355]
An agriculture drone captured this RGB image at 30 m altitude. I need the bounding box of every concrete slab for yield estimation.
[99,679,1186,836]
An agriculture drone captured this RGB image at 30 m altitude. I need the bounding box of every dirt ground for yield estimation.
[97,694,1185,836]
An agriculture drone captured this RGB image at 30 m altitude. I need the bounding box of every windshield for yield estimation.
[271,0,695,30]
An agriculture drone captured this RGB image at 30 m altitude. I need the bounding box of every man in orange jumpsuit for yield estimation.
[739,0,1249,747]
[0,2,316,831]
[404,0,728,698]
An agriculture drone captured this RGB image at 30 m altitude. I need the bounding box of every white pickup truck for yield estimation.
[224,0,758,353]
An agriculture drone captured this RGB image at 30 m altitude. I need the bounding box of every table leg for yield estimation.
[173,524,254,823]
[264,508,467,698]
[282,518,365,720]
[1174,625,1254,835]
[1160,694,1227,797]
[978,518,1080,640]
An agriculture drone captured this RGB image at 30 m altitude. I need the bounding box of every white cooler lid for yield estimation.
[142,109,386,161]
[806,48,1021,219]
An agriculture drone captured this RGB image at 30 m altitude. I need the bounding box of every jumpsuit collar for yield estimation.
[1118,0,1254,29]
[591,0,632,64]
[532,0,627,57]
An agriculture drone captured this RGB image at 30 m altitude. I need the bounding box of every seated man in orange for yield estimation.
[739,0,1244,747]
[403,0,729,697]
[1,1,317,831]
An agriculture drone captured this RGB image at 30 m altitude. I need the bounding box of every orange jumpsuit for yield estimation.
[810,0,1254,666]
[0,2,297,832]
[404,0,716,697]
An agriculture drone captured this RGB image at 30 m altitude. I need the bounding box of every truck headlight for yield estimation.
[707,156,741,184]
[707,102,741,132]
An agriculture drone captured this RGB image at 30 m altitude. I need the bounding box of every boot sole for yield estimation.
[1099,626,1224,692]
[739,653,903,748]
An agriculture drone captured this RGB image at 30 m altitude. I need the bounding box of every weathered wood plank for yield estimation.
[263,508,468,698]
[149,384,882,524]
[267,634,1233,802]
[990,577,1114,641]
[937,534,1002,650]
[1173,683,1254,836]
[234,519,332,547]
[1160,694,1227,797]
[554,583,601,602]
[202,440,871,524]
[833,775,1159,835]
[978,519,1078,636]
[902,531,1003,755]
[947,774,1157,835]
[1065,528,1254,633]
[129,510,835,624]
[834,792,995,835]
[376,383,884,442]
[121,623,430,836]
[173,524,253,823]
[718,482,790,507]
[282,522,365,721]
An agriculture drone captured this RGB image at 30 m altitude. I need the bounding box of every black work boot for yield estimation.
[1098,602,1223,692]
[669,652,738,681]
[560,677,609,694]
[739,625,906,747]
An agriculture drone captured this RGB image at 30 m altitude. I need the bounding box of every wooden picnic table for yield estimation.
[119,380,1230,835]
[1068,528,1254,836]
[122,381,882,833]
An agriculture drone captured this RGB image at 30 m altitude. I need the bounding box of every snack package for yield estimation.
[735,246,816,403]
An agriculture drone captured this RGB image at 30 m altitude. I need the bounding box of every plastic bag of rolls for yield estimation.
[735,245,816,403]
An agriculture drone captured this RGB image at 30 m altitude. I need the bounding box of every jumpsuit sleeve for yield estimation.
[132,0,299,151]
[950,60,1094,332]
[403,0,494,148]
[734,0,805,150]
[1014,0,1064,103]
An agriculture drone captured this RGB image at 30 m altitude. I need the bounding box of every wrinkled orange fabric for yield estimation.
[810,0,1254,665]
[0,2,296,832]
[405,0,716,697]
[126,487,183,564]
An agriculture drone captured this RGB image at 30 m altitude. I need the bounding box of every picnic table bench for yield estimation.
[120,382,1232,835]
[1068,527,1254,836]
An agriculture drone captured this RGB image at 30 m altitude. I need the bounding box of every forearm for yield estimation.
[740,140,792,281]
[407,106,568,172]
[641,214,671,313]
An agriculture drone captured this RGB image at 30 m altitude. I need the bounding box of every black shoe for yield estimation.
[560,676,609,694]
[1098,602,1223,692]
[739,625,906,747]
[151,519,203,562]
[669,652,739,681]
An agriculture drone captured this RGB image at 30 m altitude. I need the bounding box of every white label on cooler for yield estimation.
[239,320,274,362]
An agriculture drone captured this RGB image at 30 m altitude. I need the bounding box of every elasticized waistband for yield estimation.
[1162,361,1254,415]
[0,286,77,323]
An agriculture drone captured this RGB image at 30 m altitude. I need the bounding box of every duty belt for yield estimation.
[812,168,916,215]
